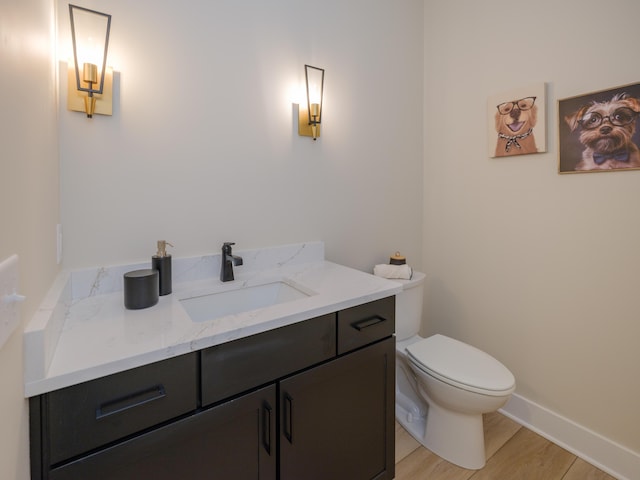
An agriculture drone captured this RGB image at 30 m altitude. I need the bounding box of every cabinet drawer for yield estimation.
[337,296,395,354]
[201,313,336,406]
[47,352,198,465]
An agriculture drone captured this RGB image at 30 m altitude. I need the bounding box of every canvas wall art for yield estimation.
[488,83,546,158]
[558,83,640,174]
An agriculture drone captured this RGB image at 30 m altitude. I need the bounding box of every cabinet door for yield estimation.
[279,337,395,480]
[49,385,276,480]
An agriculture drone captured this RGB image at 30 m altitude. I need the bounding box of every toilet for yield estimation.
[394,272,515,470]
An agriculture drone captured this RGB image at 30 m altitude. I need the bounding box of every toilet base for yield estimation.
[395,391,427,446]
[423,397,486,470]
[395,346,429,444]
[396,392,486,470]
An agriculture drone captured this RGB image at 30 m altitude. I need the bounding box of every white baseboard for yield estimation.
[499,393,640,480]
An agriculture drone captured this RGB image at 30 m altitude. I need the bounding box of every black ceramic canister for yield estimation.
[124,269,159,309]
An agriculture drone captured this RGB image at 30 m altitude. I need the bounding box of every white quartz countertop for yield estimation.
[24,242,402,397]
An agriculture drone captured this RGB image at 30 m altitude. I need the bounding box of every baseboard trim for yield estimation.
[499,393,640,480]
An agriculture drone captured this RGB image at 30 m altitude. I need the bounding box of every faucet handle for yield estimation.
[222,242,235,254]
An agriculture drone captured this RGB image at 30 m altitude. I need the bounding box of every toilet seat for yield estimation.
[406,334,515,397]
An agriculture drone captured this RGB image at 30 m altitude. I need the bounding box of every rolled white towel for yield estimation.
[373,264,412,280]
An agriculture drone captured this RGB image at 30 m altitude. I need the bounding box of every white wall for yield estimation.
[423,0,640,457]
[0,0,59,478]
[57,0,425,273]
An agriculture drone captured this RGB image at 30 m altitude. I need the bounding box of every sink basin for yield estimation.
[180,281,312,322]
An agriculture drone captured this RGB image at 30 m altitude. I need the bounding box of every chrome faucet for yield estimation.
[220,242,243,282]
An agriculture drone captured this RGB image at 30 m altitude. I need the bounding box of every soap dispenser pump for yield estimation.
[152,240,173,296]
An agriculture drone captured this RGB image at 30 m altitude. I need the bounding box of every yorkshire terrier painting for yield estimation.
[564,93,640,171]
[494,96,539,157]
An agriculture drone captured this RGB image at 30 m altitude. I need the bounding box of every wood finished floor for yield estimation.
[394,412,617,480]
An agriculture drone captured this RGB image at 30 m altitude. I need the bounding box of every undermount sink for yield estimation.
[180,280,312,323]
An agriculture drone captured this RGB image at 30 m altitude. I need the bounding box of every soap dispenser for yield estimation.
[152,240,173,296]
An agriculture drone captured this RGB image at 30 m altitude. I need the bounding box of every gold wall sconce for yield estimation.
[68,4,112,118]
[298,65,325,140]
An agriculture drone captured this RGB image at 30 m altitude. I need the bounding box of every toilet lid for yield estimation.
[405,334,515,394]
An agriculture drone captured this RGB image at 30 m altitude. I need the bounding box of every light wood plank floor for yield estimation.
[395,412,617,480]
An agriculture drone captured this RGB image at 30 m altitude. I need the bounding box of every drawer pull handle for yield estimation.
[262,402,272,455]
[283,393,293,444]
[96,384,166,420]
[352,315,387,331]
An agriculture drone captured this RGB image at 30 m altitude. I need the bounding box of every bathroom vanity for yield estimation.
[24,242,401,480]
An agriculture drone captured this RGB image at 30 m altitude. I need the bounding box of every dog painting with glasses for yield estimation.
[559,83,640,173]
[489,83,546,158]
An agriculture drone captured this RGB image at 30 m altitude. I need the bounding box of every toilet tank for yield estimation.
[395,271,426,341]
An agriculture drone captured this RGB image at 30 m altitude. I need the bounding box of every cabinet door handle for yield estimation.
[96,384,166,420]
[283,393,293,444]
[262,402,272,455]
[352,315,387,331]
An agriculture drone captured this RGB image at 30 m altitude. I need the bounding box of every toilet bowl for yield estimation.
[393,272,515,470]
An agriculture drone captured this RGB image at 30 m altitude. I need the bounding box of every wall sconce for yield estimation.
[68,4,112,118]
[298,65,325,140]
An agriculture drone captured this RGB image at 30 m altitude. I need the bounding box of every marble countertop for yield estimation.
[24,242,402,397]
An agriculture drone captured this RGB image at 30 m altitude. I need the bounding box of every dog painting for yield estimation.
[488,83,546,158]
[559,84,640,173]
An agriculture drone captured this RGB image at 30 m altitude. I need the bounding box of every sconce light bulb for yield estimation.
[310,103,320,118]
[83,62,98,84]
[310,103,320,140]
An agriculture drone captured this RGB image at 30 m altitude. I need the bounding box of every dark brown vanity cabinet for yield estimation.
[30,296,395,480]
